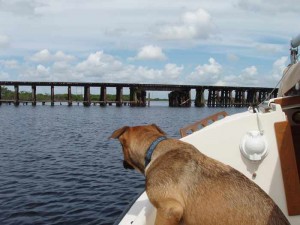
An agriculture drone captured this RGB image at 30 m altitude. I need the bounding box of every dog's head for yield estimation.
[110,124,166,174]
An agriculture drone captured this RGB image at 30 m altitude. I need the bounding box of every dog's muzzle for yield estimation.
[123,160,135,170]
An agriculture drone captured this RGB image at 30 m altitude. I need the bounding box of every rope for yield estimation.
[254,108,264,135]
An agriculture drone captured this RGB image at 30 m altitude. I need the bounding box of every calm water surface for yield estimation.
[0,102,245,225]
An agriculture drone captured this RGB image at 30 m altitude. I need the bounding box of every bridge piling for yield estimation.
[213,89,218,107]
[116,87,123,107]
[234,89,246,107]
[130,88,147,107]
[141,90,147,107]
[100,86,107,106]
[68,85,72,106]
[246,89,256,106]
[242,91,246,107]
[207,88,218,107]
[220,90,225,107]
[226,89,233,107]
[169,90,191,107]
[219,89,232,107]
[130,87,137,106]
[14,85,19,106]
[83,85,91,106]
[195,88,205,107]
[207,89,211,107]
[216,90,221,107]
[51,85,55,106]
[230,90,234,106]
[32,85,36,106]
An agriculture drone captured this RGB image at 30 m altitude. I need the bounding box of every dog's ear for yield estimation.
[109,126,129,139]
[150,124,166,135]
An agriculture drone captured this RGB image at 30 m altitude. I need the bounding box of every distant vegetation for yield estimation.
[0,86,130,101]
[0,86,167,101]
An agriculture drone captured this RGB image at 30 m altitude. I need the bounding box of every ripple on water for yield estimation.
[0,105,245,225]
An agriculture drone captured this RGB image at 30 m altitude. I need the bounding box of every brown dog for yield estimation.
[110,124,290,225]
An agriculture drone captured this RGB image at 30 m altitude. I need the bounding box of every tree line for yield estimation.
[0,86,130,101]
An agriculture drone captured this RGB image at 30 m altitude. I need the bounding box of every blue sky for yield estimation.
[0,0,299,93]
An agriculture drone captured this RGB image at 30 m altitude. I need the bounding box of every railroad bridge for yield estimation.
[0,81,277,107]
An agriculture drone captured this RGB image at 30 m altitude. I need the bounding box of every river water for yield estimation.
[0,102,245,225]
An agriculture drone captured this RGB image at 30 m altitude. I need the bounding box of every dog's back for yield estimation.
[146,140,290,225]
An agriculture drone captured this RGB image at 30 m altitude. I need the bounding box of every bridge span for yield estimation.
[0,81,277,107]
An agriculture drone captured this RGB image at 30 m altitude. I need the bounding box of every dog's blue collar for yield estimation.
[145,136,167,168]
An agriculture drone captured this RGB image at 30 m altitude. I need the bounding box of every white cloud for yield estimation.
[239,66,259,86]
[250,56,287,88]
[0,34,10,48]
[216,66,259,87]
[242,65,257,76]
[156,8,215,40]
[54,51,76,62]
[76,51,123,78]
[137,63,183,82]
[20,64,50,80]
[188,60,262,87]
[195,58,222,75]
[215,60,288,88]
[36,64,49,75]
[131,64,183,83]
[76,51,183,83]
[163,63,183,79]
[188,58,222,84]
[131,45,167,61]
[271,56,288,81]
[20,50,183,83]
[30,49,76,62]
[30,49,51,62]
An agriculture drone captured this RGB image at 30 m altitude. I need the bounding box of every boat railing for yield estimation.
[179,111,228,138]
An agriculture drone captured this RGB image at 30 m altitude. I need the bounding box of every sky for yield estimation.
[0,0,299,94]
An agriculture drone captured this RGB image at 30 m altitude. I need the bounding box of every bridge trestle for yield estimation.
[0,82,277,107]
